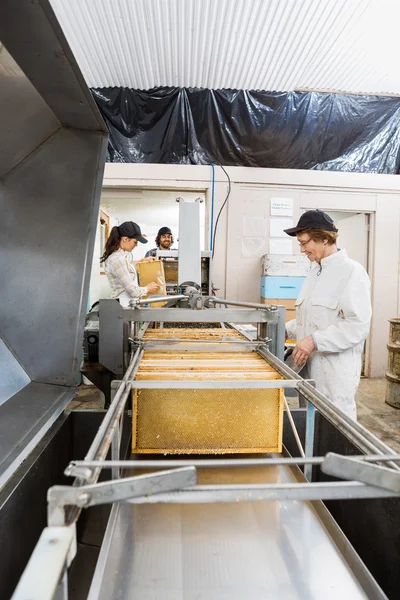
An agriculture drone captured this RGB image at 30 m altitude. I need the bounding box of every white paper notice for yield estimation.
[270,217,293,238]
[242,237,266,257]
[269,237,293,255]
[271,198,293,217]
[242,216,266,238]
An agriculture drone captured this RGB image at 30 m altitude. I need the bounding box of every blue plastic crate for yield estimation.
[261,275,305,300]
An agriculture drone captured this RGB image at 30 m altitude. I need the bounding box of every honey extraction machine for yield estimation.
[1,3,400,600]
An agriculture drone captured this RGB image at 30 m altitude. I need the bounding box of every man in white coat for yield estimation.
[284,210,372,419]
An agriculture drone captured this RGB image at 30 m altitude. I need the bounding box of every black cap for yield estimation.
[284,210,338,237]
[158,226,172,236]
[118,221,148,243]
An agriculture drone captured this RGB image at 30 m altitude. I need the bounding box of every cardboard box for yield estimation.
[260,297,296,322]
[137,260,167,307]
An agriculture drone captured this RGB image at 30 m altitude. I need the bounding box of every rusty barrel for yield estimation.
[385,318,400,408]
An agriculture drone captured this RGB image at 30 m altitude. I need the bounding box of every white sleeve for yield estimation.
[285,319,297,341]
[313,267,371,353]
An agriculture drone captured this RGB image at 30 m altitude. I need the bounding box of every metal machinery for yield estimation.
[11,298,400,600]
[82,197,214,406]
[1,3,400,600]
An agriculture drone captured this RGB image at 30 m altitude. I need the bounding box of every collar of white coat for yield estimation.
[311,248,347,269]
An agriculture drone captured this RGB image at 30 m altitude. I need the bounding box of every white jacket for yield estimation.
[286,249,371,419]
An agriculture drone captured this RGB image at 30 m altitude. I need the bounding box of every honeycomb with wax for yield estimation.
[132,329,284,454]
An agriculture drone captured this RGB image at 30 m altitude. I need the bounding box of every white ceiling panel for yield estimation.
[50,0,400,94]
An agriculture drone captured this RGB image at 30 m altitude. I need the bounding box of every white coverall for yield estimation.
[286,249,371,419]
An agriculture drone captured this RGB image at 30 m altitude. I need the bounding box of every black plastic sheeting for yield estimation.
[92,87,400,173]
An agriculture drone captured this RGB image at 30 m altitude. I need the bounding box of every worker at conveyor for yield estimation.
[101,221,158,306]
[284,210,371,419]
[145,226,174,257]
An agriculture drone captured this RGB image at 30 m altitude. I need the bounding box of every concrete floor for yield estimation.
[356,377,400,453]
[71,377,400,453]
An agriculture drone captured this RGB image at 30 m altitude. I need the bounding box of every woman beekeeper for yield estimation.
[101,221,158,306]
[284,210,371,419]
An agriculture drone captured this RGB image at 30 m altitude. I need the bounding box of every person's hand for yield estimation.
[146,282,159,294]
[292,335,315,366]
[140,256,155,263]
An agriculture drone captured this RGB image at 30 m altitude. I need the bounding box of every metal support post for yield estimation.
[109,375,123,479]
[99,299,125,375]
[111,420,120,480]
[283,395,305,457]
[275,305,286,361]
[133,320,139,338]
[304,399,316,481]
[178,197,202,286]
[257,322,268,343]
[265,305,285,358]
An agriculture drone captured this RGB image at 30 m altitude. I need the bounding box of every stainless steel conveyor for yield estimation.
[87,462,377,600]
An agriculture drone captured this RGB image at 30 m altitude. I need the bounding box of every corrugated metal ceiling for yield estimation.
[50,0,400,94]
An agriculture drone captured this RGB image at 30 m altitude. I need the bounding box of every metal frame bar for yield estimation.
[68,453,400,471]
[141,341,262,351]
[322,452,400,493]
[210,297,278,312]
[11,526,75,600]
[51,463,400,511]
[130,294,188,306]
[124,481,398,504]
[56,346,145,528]
[49,467,197,509]
[134,322,150,341]
[123,307,277,323]
[128,379,311,389]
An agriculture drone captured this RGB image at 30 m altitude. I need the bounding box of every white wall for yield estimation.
[100,163,400,377]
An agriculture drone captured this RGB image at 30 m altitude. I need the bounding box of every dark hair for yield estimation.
[155,233,174,248]
[300,228,338,245]
[100,226,122,263]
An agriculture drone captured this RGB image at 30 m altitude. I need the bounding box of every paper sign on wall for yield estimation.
[271,198,293,217]
[269,237,293,255]
[270,217,293,238]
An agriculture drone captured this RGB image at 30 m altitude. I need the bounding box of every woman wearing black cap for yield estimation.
[100,221,158,306]
[284,210,371,419]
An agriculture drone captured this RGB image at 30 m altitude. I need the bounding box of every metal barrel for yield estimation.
[385,318,400,408]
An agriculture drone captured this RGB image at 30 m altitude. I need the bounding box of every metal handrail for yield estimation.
[258,346,400,470]
[67,453,400,470]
